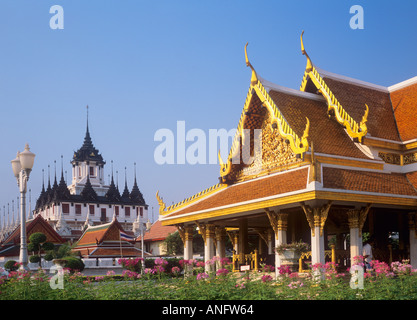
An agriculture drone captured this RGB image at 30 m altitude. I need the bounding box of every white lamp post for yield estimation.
[134,215,151,273]
[11,144,35,272]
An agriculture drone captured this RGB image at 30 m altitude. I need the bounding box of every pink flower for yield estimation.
[154,258,168,266]
[278,265,291,275]
[216,268,229,276]
[171,266,181,274]
[262,264,275,272]
[261,274,273,283]
[196,272,209,280]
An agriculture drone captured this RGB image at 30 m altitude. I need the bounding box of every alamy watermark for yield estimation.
[153,121,262,167]
[350,5,364,30]
[49,265,64,289]
[49,5,64,30]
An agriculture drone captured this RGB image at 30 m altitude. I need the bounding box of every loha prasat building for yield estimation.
[156,32,417,272]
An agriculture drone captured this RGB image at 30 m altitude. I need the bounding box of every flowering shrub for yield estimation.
[171,266,181,276]
[216,268,229,277]
[391,260,413,275]
[261,274,273,283]
[154,258,168,266]
[122,270,140,279]
[261,264,275,273]
[118,258,143,273]
[1,257,417,300]
[277,265,292,275]
[287,280,304,289]
[196,272,209,280]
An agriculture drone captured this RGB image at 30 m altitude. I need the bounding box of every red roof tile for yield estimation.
[391,82,417,141]
[323,167,417,196]
[169,167,309,217]
[137,220,177,242]
[268,90,370,159]
[320,77,401,142]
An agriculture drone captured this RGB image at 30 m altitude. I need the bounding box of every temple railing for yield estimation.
[232,250,259,272]
[298,245,336,273]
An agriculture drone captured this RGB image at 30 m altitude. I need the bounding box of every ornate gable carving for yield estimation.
[228,112,302,182]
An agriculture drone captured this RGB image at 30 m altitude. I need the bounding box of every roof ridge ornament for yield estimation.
[245,42,258,85]
[299,31,369,143]
[300,30,313,72]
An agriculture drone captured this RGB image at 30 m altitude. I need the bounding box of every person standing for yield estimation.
[362,236,375,270]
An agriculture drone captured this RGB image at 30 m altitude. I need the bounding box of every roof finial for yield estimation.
[245,42,258,85]
[60,155,64,177]
[86,105,89,133]
[300,30,313,72]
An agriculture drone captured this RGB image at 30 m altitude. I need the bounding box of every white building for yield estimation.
[33,119,148,241]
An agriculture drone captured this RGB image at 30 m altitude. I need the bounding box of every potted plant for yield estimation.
[275,241,309,272]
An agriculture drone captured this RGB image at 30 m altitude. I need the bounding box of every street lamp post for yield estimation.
[134,216,151,273]
[11,144,35,272]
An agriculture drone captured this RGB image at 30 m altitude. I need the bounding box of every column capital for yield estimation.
[215,226,226,241]
[346,204,371,237]
[265,209,288,239]
[408,212,417,237]
[300,201,332,237]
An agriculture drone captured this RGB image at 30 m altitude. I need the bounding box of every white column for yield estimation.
[204,224,215,273]
[301,203,332,268]
[347,208,370,266]
[273,213,288,278]
[311,225,325,266]
[215,227,226,259]
[183,225,194,261]
[409,213,417,268]
[267,229,273,255]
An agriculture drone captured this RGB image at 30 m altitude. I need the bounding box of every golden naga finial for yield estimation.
[360,104,369,128]
[300,30,313,72]
[358,104,369,143]
[156,190,166,215]
[301,117,310,141]
[218,150,232,178]
[245,42,258,85]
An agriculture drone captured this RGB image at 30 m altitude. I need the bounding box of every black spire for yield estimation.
[72,106,105,165]
[46,165,54,204]
[121,166,130,201]
[56,156,70,200]
[35,169,46,210]
[80,175,98,201]
[129,163,145,205]
[105,161,121,202]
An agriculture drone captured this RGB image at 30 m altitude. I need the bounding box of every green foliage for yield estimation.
[28,232,55,266]
[1,259,417,301]
[163,232,183,255]
[4,260,18,272]
[62,257,85,272]
[29,255,41,263]
[29,232,47,245]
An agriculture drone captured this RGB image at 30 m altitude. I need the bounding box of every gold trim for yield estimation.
[160,190,417,226]
[157,184,227,216]
[310,154,384,170]
[300,201,332,237]
[219,43,310,182]
[300,31,368,143]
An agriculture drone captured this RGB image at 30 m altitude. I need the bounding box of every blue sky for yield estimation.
[0,0,416,224]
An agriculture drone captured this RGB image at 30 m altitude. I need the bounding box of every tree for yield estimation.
[164,232,183,255]
[28,232,54,268]
[44,242,76,261]
[163,229,205,256]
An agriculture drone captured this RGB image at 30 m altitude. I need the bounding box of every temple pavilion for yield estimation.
[157,32,417,273]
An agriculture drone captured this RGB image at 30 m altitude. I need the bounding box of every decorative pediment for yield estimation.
[299,31,368,143]
[219,43,310,184]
